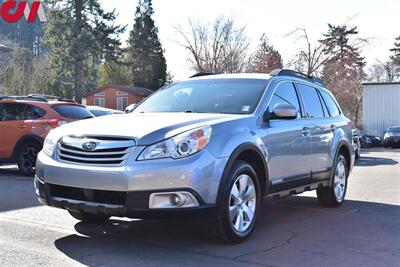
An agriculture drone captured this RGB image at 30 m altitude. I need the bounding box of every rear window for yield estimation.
[52,105,94,120]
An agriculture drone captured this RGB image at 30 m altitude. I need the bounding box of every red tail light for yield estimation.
[47,119,67,128]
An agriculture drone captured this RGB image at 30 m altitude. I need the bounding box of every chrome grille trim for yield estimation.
[57,136,135,166]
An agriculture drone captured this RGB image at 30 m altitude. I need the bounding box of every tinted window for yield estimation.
[52,105,94,120]
[25,105,46,120]
[269,82,301,118]
[320,90,341,117]
[297,84,324,118]
[0,103,27,121]
[134,79,268,115]
[388,127,400,133]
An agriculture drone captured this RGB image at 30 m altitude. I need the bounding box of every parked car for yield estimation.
[360,134,382,148]
[34,70,354,243]
[350,122,361,159]
[383,126,400,148]
[87,106,124,117]
[0,95,94,175]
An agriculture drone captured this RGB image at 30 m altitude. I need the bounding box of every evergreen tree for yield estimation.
[127,0,167,90]
[97,60,131,87]
[252,34,283,73]
[391,36,400,65]
[44,0,125,102]
[320,24,366,126]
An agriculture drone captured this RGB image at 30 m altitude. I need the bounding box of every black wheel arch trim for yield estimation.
[12,134,44,160]
[216,143,269,206]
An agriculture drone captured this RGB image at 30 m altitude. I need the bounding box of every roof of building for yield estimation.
[86,84,154,97]
[363,82,400,86]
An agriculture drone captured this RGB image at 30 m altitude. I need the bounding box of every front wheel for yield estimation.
[208,161,261,244]
[17,142,41,176]
[317,154,348,207]
[68,210,110,223]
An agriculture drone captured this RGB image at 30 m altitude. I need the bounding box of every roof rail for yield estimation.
[0,95,76,103]
[189,72,216,78]
[270,69,325,86]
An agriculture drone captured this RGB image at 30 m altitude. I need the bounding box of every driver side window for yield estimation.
[269,82,301,118]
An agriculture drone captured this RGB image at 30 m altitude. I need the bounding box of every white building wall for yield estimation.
[363,83,400,136]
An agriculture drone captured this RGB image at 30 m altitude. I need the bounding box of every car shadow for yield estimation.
[355,156,398,167]
[0,165,40,212]
[53,196,400,267]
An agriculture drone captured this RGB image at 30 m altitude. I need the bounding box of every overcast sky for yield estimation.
[100,0,400,80]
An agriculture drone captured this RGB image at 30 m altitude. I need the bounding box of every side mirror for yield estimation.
[263,103,298,122]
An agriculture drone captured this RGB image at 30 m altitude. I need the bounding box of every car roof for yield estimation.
[0,99,83,107]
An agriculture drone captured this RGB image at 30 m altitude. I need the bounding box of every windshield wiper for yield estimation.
[184,110,205,113]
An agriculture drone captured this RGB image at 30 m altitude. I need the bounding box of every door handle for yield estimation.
[17,125,27,129]
[301,127,310,136]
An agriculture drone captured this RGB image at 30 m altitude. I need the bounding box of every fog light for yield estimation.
[149,191,200,209]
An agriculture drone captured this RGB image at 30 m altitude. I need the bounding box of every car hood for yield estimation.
[51,112,245,145]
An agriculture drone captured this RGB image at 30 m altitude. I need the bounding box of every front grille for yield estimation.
[57,136,135,166]
[48,184,127,205]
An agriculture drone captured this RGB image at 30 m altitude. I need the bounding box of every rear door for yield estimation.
[0,103,32,158]
[296,84,334,177]
[264,82,312,190]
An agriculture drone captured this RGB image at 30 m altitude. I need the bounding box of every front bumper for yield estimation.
[35,148,228,218]
[34,177,220,219]
[384,137,400,147]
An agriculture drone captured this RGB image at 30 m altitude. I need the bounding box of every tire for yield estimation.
[207,161,261,244]
[355,147,360,159]
[317,154,348,207]
[68,210,110,223]
[17,142,41,176]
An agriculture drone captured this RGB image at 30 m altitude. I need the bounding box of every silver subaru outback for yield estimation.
[35,69,354,243]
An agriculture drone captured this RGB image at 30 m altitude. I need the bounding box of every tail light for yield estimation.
[47,119,67,128]
[348,121,354,128]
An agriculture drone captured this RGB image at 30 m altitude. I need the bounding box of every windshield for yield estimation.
[133,79,268,115]
[388,127,400,133]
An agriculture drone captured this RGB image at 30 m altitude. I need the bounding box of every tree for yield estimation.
[44,0,125,103]
[320,24,366,126]
[390,36,400,65]
[367,59,400,83]
[97,60,131,87]
[127,0,167,90]
[251,34,283,73]
[287,28,329,76]
[175,16,251,73]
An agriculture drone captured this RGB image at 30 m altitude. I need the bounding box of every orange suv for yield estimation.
[0,95,94,175]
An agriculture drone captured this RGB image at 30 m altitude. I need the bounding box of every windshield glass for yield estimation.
[388,127,400,133]
[133,79,268,115]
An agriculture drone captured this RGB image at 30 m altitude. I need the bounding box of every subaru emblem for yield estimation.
[82,141,97,151]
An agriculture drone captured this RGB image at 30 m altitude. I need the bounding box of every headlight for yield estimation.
[138,126,212,161]
[43,131,58,157]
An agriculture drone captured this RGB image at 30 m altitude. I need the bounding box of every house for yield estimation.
[362,82,400,136]
[83,85,153,111]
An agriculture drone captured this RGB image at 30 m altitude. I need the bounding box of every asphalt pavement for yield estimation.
[0,148,399,267]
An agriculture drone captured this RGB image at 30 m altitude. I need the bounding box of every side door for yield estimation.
[296,83,334,177]
[263,82,312,191]
[0,103,32,158]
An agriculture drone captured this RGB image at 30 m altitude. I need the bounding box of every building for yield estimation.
[83,85,153,111]
[362,82,400,136]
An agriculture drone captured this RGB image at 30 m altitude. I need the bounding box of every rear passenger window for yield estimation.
[269,82,301,118]
[25,105,46,120]
[320,90,340,117]
[297,84,324,118]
